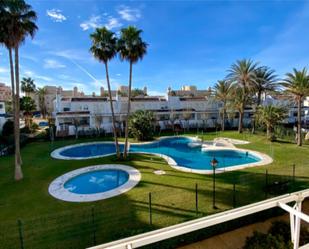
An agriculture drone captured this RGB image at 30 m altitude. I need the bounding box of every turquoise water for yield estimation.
[64,169,129,194]
[59,137,261,170]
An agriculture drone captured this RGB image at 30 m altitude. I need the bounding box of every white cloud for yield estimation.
[46,9,67,22]
[0,67,9,73]
[23,70,53,82]
[80,15,122,31]
[80,15,101,31]
[44,59,66,69]
[105,17,122,30]
[117,5,141,22]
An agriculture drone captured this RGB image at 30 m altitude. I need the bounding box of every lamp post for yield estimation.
[211,157,219,209]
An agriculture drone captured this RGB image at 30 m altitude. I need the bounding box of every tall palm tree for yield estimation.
[254,66,278,106]
[21,77,36,97]
[1,0,38,180]
[251,66,278,133]
[90,27,120,159]
[214,80,233,131]
[227,59,258,133]
[0,1,15,136]
[282,68,309,146]
[255,105,286,141]
[117,26,147,159]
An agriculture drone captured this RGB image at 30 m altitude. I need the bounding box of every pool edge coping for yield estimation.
[50,136,273,174]
[48,164,141,202]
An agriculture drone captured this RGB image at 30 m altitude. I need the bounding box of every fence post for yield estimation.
[233,181,236,208]
[195,183,198,215]
[292,164,296,191]
[91,207,96,246]
[17,219,24,249]
[149,192,152,226]
[265,169,268,199]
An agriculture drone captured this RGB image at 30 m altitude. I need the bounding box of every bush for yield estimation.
[2,120,14,137]
[244,231,291,249]
[243,220,309,249]
[129,110,155,141]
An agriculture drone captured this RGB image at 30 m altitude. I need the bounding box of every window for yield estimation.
[0,104,3,109]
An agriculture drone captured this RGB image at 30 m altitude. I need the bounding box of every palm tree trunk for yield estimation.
[9,48,15,112]
[252,91,262,134]
[14,47,23,181]
[297,98,302,146]
[238,111,244,133]
[105,62,120,159]
[266,124,271,140]
[222,104,225,131]
[123,62,133,159]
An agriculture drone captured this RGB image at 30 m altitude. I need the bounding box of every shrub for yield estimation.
[129,110,155,141]
[243,231,291,249]
[2,120,14,137]
[242,220,309,249]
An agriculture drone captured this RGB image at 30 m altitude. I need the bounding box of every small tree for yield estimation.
[255,105,286,141]
[20,96,36,129]
[37,87,47,118]
[94,115,103,136]
[21,77,36,97]
[129,110,155,141]
[72,117,80,139]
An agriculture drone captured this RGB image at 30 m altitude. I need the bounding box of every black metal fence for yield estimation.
[0,164,307,249]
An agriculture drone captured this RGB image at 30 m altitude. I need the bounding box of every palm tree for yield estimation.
[90,27,121,159]
[0,1,16,139]
[255,105,286,141]
[37,87,47,118]
[1,0,38,180]
[21,77,36,97]
[227,59,258,133]
[282,68,309,146]
[251,66,278,133]
[214,80,233,131]
[117,26,147,159]
[254,67,278,106]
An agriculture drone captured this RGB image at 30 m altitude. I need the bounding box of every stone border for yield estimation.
[48,164,141,202]
[50,136,273,174]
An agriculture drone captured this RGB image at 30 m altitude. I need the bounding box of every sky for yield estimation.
[1,0,309,96]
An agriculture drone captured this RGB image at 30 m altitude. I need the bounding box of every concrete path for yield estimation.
[178,200,309,249]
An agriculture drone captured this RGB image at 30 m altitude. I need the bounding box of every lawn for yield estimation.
[0,131,308,249]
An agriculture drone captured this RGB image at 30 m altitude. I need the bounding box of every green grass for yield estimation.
[0,131,308,249]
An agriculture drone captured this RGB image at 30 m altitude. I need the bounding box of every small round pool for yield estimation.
[64,169,129,194]
[49,165,141,202]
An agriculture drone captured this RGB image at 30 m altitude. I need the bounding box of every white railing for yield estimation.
[87,189,309,249]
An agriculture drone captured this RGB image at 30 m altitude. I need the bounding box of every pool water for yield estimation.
[64,169,129,194]
[59,137,261,170]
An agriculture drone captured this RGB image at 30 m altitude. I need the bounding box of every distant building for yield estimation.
[30,85,85,114]
[0,83,12,102]
[167,85,212,97]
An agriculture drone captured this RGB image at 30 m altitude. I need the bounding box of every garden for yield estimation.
[0,130,309,249]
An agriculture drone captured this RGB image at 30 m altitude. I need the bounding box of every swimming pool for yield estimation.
[49,164,141,202]
[64,169,129,194]
[51,137,272,174]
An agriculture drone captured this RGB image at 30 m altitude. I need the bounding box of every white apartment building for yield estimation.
[53,92,255,137]
[52,85,309,137]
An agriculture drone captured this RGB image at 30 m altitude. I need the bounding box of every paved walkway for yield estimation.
[178,200,309,249]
